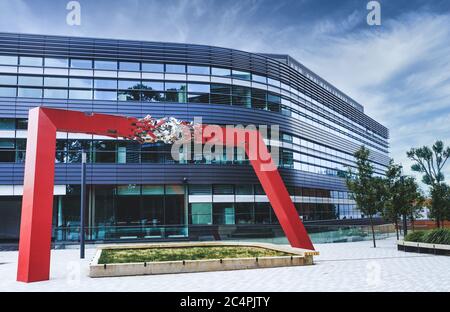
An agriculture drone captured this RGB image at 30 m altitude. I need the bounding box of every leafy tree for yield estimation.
[398,176,424,236]
[430,183,450,225]
[383,160,403,239]
[407,140,450,227]
[384,160,425,237]
[346,146,386,248]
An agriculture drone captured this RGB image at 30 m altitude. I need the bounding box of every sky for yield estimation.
[0,0,450,189]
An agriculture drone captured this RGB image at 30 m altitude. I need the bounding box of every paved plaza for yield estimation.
[0,237,449,292]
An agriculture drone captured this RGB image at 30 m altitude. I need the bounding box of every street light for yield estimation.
[80,149,87,259]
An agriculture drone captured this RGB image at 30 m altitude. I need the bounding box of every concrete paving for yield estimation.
[0,237,449,292]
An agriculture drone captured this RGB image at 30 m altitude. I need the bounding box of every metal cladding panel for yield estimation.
[0,32,388,138]
[4,163,347,191]
[5,100,389,164]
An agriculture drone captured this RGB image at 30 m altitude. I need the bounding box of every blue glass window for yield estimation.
[45,58,69,68]
[165,82,186,92]
[141,90,164,102]
[44,77,68,87]
[0,87,16,97]
[210,84,230,94]
[267,77,281,87]
[69,90,92,100]
[18,88,42,98]
[18,76,43,86]
[141,81,164,90]
[44,89,68,99]
[267,93,281,103]
[188,83,210,93]
[0,118,15,130]
[0,75,17,85]
[118,80,141,89]
[119,62,140,71]
[0,55,18,66]
[20,57,43,67]
[252,74,266,84]
[231,70,251,81]
[165,64,186,73]
[94,60,117,70]
[142,63,164,72]
[70,78,93,88]
[232,86,251,97]
[94,79,117,89]
[94,90,117,100]
[187,66,210,75]
[118,90,140,101]
[211,67,231,77]
[70,59,93,69]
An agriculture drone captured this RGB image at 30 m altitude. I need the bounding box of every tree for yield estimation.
[407,140,450,227]
[397,176,424,236]
[383,160,403,239]
[430,183,450,225]
[346,146,386,248]
[384,160,425,237]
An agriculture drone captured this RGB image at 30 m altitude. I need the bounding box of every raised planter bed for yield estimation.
[89,241,319,278]
[398,240,450,256]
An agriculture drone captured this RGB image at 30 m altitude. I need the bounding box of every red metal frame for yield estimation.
[17,107,314,283]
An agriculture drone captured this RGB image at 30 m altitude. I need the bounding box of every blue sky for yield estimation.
[1,0,450,185]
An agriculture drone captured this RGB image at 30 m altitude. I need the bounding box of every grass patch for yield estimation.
[98,246,294,264]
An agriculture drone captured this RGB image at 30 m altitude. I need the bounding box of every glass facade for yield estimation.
[0,33,390,243]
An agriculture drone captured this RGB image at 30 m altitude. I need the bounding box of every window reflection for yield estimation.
[18,88,42,98]
[142,63,164,72]
[45,58,69,68]
[118,89,140,101]
[20,56,43,67]
[119,62,140,71]
[44,89,68,99]
[94,79,117,89]
[165,64,186,73]
[211,67,231,77]
[0,75,17,85]
[70,59,92,69]
[231,70,251,81]
[0,55,18,66]
[187,66,210,75]
[0,87,16,97]
[94,60,117,70]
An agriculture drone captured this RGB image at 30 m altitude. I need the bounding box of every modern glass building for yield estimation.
[0,33,389,244]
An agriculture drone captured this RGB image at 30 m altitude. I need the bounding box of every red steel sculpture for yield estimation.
[17,107,314,283]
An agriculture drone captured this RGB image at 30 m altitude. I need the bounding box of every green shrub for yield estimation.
[424,228,450,245]
[405,228,450,245]
[405,231,426,242]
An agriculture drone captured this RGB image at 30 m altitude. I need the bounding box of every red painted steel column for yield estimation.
[202,127,315,250]
[17,108,57,282]
[245,133,314,250]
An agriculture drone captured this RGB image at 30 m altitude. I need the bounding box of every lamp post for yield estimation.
[183,177,189,237]
[80,149,87,259]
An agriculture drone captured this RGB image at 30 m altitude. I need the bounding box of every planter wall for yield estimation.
[398,240,450,256]
[89,241,318,278]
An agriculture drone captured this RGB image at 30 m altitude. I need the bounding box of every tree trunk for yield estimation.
[369,215,376,248]
[402,213,408,236]
[411,217,415,232]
